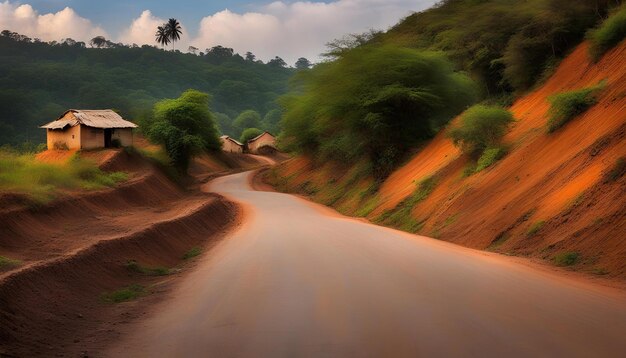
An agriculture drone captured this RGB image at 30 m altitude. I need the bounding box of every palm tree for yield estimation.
[165,18,182,50]
[155,25,170,48]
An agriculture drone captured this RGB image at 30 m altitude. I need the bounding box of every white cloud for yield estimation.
[0,1,106,42]
[189,0,436,64]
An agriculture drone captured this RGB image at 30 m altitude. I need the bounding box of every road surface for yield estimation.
[108,171,626,357]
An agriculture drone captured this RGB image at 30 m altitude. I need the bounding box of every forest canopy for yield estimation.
[0,32,293,146]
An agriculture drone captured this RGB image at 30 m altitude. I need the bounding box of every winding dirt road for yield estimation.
[108,171,626,357]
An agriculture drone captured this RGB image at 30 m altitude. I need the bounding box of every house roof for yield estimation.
[40,109,138,130]
[220,135,243,146]
[247,131,274,143]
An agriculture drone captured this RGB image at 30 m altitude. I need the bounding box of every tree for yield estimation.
[143,90,220,172]
[155,26,170,48]
[245,51,256,62]
[268,56,287,68]
[166,18,183,50]
[233,110,262,136]
[295,57,312,70]
[261,109,282,134]
[447,105,514,157]
[188,46,198,55]
[90,36,107,48]
[240,127,263,144]
[322,30,381,60]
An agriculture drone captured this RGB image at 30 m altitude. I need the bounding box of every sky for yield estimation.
[0,0,437,64]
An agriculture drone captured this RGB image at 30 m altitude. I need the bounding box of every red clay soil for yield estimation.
[269,41,626,279]
[0,150,240,357]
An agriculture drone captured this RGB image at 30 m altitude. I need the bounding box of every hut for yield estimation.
[247,131,277,154]
[220,135,244,153]
[41,109,137,150]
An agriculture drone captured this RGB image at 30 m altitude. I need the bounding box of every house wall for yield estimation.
[112,128,133,146]
[80,125,104,149]
[222,139,243,153]
[46,125,81,150]
[248,133,276,153]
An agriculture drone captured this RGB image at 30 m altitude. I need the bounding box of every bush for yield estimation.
[526,220,545,238]
[101,284,145,303]
[554,252,580,267]
[547,82,605,133]
[475,146,507,173]
[280,45,477,179]
[588,5,626,61]
[448,105,514,157]
[240,128,263,144]
[233,110,262,137]
[143,90,221,172]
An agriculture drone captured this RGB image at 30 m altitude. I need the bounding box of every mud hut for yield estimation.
[247,131,276,154]
[41,109,137,150]
[220,135,244,153]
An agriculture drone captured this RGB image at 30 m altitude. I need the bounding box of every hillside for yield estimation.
[0,32,293,146]
[264,40,626,279]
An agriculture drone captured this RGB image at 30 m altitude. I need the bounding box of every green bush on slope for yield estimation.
[546,82,605,133]
[588,5,626,61]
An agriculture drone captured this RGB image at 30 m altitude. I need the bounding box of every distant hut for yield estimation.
[40,109,137,150]
[220,135,244,153]
[247,131,276,154]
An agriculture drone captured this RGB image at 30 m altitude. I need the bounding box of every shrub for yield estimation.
[240,128,263,144]
[526,220,545,238]
[183,247,201,260]
[554,252,580,267]
[546,82,605,133]
[233,110,262,136]
[588,5,626,61]
[475,146,507,173]
[376,176,437,232]
[0,256,21,269]
[448,105,514,157]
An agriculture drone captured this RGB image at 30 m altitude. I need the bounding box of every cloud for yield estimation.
[119,10,190,49]
[0,1,106,42]
[190,0,436,64]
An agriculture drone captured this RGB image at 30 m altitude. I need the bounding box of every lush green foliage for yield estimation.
[588,5,626,60]
[547,82,605,133]
[0,33,292,146]
[233,110,262,135]
[448,105,514,156]
[281,45,476,178]
[475,146,508,173]
[240,128,263,144]
[0,151,128,203]
[143,90,220,172]
[385,0,618,93]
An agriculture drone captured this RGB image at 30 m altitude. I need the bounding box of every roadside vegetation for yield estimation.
[588,5,626,60]
[375,176,437,233]
[101,284,145,303]
[126,260,171,276]
[141,89,220,172]
[182,247,202,260]
[554,252,580,267]
[0,256,21,270]
[0,150,128,203]
[546,82,606,133]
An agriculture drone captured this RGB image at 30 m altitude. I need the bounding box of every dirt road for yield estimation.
[108,171,626,357]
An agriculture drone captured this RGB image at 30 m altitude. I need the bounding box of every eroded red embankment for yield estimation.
[272,41,626,278]
[0,150,239,357]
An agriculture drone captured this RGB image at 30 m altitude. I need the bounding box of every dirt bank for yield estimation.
[264,41,626,280]
[0,149,248,357]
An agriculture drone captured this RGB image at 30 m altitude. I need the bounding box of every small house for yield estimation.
[41,109,137,150]
[220,135,244,153]
[247,131,277,154]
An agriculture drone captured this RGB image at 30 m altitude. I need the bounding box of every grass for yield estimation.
[526,220,546,238]
[375,176,436,233]
[475,146,507,173]
[0,255,22,269]
[182,247,202,260]
[0,150,128,203]
[606,157,625,182]
[101,284,145,303]
[553,252,580,267]
[546,81,605,133]
[488,232,511,250]
[355,194,379,217]
[125,260,171,276]
[587,5,626,61]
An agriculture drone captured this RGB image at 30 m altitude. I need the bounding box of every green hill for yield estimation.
[0,33,293,146]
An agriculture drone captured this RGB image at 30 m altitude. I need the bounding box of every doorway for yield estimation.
[104,129,112,148]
